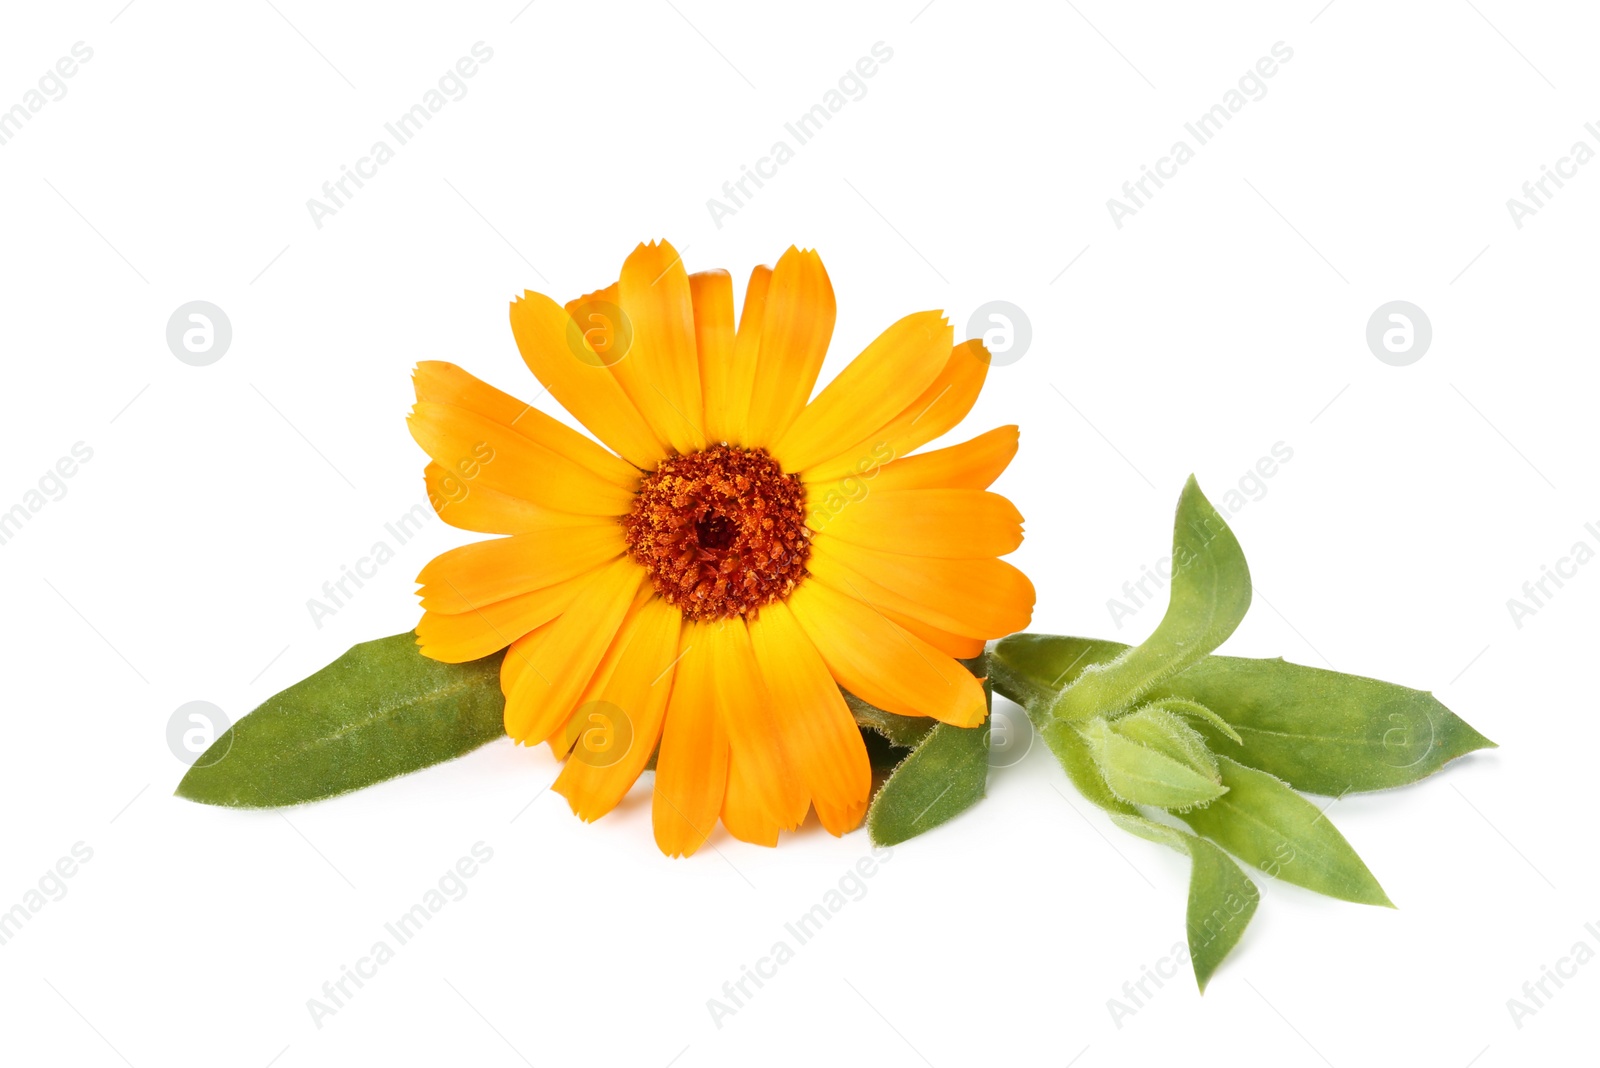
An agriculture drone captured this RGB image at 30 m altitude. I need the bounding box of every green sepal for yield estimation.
[1042,719,1137,816]
[175,633,506,808]
[1051,476,1250,722]
[1082,711,1226,811]
[1140,696,1243,746]
[1112,705,1219,777]
[1176,756,1393,907]
[845,689,936,749]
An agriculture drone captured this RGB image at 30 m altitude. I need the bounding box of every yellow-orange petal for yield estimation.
[551,596,682,821]
[722,753,782,846]
[564,281,619,320]
[502,556,646,743]
[788,580,987,728]
[747,602,872,837]
[415,571,589,663]
[743,247,835,446]
[802,338,990,484]
[862,425,1019,493]
[544,583,656,760]
[653,623,731,857]
[413,361,640,487]
[614,240,706,455]
[809,488,1023,558]
[806,537,1035,639]
[689,270,739,445]
[510,290,667,468]
[416,524,624,613]
[814,795,868,838]
[771,312,952,473]
[498,617,547,699]
[707,620,807,844]
[423,462,607,536]
[409,402,637,517]
[876,604,986,659]
[721,265,771,446]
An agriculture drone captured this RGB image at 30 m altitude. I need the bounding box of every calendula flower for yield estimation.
[408,240,1033,856]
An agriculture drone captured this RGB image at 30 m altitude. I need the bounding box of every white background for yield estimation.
[1,1,1594,1065]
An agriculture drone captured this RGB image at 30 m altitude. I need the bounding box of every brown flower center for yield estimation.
[622,444,812,620]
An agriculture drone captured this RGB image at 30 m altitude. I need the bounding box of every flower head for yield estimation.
[410,240,1033,855]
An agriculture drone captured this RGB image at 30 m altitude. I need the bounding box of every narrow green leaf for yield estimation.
[991,634,1495,794]
[1177,756,1393,907]
[1084,714,1227,811]
[866,660,992,846]
[1052,476,1251,722]
[866,721,989,846]
[1048,724,1258,990]
[1151,656,1497,795]
[175,633,506,807]
[1181,835,1261,992]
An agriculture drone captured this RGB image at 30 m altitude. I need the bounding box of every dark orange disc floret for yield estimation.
[622,445,812,621]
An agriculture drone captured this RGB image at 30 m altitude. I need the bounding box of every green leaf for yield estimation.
[1180,834,1262,992]
[175,633,506,808]
[866,721,989,846]
[1083,712,1226,811]
[1151,656,1497,795]
[1049,724,1259,991]
[991,634,1495,794]
[866,659,992,846]
[1052,476,1251,722]
[1053,721,1253,989]
[1176,756,1393,907]
[1106,812,1262,990]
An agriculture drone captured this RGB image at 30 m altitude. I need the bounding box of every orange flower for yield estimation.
[409,241,1033,856]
